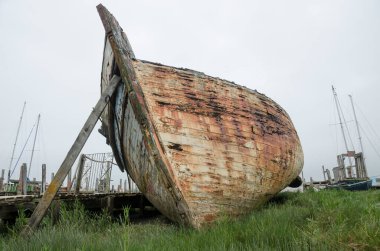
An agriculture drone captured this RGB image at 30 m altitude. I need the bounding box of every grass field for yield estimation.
[1,189,379,250]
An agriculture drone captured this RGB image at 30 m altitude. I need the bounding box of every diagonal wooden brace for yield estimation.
[22,75,121,236]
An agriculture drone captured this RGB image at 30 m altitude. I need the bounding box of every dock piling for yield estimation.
[41,164,46,194]
[0,169,4,192]
[17,163,27,195]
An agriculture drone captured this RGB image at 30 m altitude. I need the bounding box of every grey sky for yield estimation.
[0,0,379,184]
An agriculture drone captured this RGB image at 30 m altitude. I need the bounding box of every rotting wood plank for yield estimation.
[22,75,121,236]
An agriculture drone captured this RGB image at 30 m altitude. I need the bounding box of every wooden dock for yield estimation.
[0,192,155,223]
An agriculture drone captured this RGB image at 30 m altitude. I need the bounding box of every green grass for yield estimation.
[1,189,379,250]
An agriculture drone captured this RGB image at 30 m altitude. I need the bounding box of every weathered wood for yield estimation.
[97,4,135,59]
[95,178,99,192]
[1,193,150,222]
[41,164,46,194]
[97,4,190,226]
[128,176,132,192]
[22,75,121,235]
[50,200,61,225]
[105,161,111,193]
[85,177,89,191]
[17,163,27,195]
[75,154,85,194]
[98,5,303,228]
[0,169,4,191]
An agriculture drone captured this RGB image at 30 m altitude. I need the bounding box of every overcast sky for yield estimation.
[0,0,379,185]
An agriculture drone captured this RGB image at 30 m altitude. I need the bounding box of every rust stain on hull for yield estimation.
[97,4,303,228]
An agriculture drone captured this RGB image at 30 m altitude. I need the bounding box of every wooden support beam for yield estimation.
[22,75,121,236]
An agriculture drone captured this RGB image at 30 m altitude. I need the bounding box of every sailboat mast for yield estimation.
[348,95,368,178]
[8,101,26,182]
[28,114,41,178]
[331,85,352,176]
[349,95,364,155]
[332,86,350,153]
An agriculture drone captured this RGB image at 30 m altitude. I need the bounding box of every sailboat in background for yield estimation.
[3,101,43,194]
[322,86,372,191]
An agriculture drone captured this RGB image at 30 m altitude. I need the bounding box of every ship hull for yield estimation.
[97,4,303,228]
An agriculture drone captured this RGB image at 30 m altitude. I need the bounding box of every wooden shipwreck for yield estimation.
[97,5,304,228]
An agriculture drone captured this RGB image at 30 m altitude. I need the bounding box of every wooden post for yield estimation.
[75,154,86,194]
[102,196,114,217]
[41,164,46,194]
[22,75,121,236]
[0,169,5,192]
[7,170,10,185]
[17,163,27,195]
[22,163,27,195]
[310,177,314,188]
[50,200,61,225]
[85,177,89,191]
[124,179,127,193]
[322,165,326,181]
[128,176,132,192]
[326,169,332,184]
[95,178,99,192]
[105,161,111,193]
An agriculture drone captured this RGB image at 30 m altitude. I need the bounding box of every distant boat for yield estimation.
[322,87,372,191]
[97,4,304,228]
[326,178,372,191]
